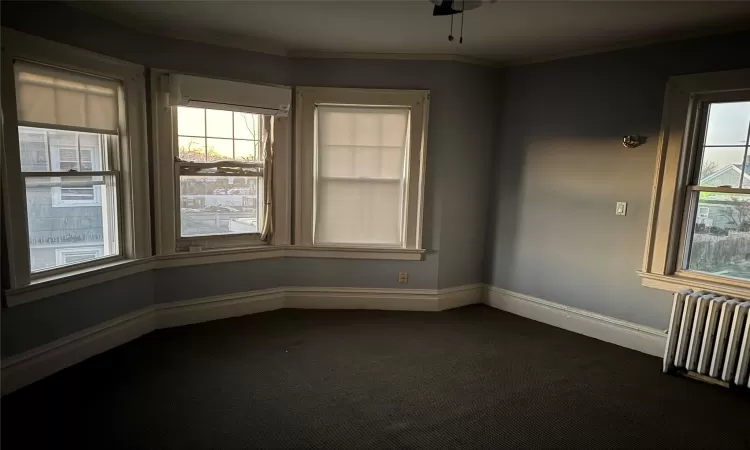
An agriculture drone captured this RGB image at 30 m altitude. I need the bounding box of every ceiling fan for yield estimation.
[429,0,487,43]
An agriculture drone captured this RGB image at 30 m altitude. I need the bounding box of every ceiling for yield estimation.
[71,1,750,64]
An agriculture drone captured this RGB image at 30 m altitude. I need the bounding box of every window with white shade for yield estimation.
[315,106,409,246]
[12,62,120,274]
[296,88,429,251]
[1,30,150,290]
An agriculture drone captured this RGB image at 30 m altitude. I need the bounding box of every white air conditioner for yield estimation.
[168,74,291,116]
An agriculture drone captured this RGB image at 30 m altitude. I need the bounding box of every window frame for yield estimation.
[44,133,107,207]
[150,70,292,255]
[640,68,750,295]
[294,87,429,252]
[1,28,151,289]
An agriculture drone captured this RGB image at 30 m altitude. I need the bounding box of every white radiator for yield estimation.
[664,290,750,388]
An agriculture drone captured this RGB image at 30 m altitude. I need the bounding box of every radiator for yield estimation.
[664,290,750,388]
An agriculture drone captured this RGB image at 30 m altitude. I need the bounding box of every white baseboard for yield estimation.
[485,286,667,357]
[155,288,287,329]
[1,284,484,395]
[0,307,155,396]
[2,283,663,395]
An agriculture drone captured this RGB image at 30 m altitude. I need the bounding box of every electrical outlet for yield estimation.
[398,272,408,283]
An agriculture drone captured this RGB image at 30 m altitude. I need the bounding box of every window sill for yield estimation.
[6,258,156,307]
[157,245,425,268]
[638,271,750,299]
[5,246,426,307]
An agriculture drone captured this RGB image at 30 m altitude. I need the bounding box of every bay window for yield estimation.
[640,68,750,296]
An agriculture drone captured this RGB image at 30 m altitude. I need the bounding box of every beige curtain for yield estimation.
[259,115,274,242]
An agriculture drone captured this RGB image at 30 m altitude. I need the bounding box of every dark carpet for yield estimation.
[2,304,749,449]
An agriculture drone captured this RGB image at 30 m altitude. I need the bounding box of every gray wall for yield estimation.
[2,271,154,357]
[485,30,750,330]
[1,2,496,357]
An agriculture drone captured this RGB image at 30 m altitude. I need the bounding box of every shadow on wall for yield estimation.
[483,31,750,329]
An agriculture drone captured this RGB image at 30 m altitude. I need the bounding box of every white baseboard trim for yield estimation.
[0,307,155,396]
[155,288,287,329]
[485,286,667,357]
[2,283,663,395]
[1,284,484,395]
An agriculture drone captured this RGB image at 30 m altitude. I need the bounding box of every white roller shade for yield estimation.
[14,61,120,134]
[314,105,410,246]
[169,74,291,116]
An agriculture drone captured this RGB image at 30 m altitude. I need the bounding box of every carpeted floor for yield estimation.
[2,304,749,449]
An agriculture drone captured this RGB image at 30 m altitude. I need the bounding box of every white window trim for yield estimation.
[639,67,750,296]
[1,28,151,288]
[294,86,429,252]
[151,70,292,254]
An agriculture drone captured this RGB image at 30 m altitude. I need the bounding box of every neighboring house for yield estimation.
[700,163,750,188]
[697,163,750,231]
[19,127,107,272]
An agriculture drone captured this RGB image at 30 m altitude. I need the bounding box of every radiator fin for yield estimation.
[665,291,750,389]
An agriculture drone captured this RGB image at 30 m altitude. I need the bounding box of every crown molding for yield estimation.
[502,23,750,68]
[287,50,501,68]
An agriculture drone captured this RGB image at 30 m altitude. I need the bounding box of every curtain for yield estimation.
[259,115,274,242]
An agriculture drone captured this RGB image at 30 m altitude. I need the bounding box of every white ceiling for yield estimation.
[72,1,750,64]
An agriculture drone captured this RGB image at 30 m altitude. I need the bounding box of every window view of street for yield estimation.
[176,107,264,237]
[687,101,750,280]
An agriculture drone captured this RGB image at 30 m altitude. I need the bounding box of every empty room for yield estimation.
[2,1,750,448]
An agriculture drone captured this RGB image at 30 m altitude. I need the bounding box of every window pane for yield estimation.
[704,102,750,146]
[177,107,205,136]
[687,192,750,280]
[698,146,746,187]
[235,140,258,162]
[18,130,48,171]
[18,127,106,173]
[206,138,233,161]
[206,109,233,138]
[179,175,261,237]
[315,179,402,246]
[25,175,119,273]
[234,112,260,140]
[178,136,206,162]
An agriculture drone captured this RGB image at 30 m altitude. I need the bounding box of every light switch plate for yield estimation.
[616,202,627,216]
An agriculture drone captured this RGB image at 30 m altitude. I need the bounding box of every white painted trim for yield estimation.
[155,288,286,329]
[3,284,667,395]
[289,50,499,68]
[0,306,155,396]
[1,284,483,395]
[6,258,156,307]
[5,246,426,306]
[485,286,666,357]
